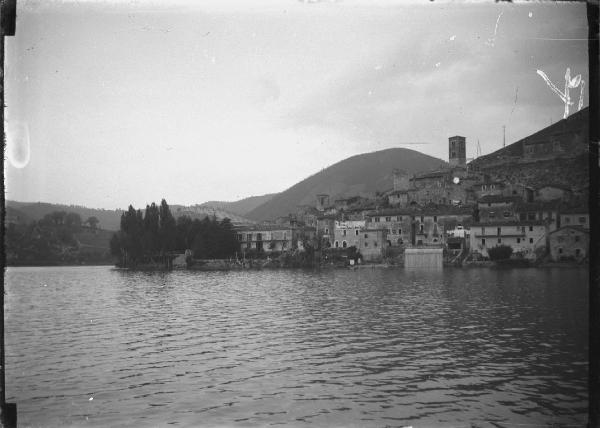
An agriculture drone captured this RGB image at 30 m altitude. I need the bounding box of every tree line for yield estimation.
[5,211,106,265]
[109,199,239,267]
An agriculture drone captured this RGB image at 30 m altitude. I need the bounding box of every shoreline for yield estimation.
[5,261,588,270]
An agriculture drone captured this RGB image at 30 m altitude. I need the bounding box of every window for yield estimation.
[364,242,368,247]
[565,217,571,224]
[529,238,533,244]
[420,216,424,222]
[364,233,368,238]
[521,226,525,233]
[238,234,243,241]
[334,241,339,248]
[420,224,424,233]
[342,241,347,248]
[503,211,510,218]
[247,233,253,241]
[325,228,329,234]
[374,242,378,247]
[385,216,391,222]
[575,235,580,242]
[497,238,501,244]
[558,247,563,254]
[355,229,359,236]
[397,216,402,221]
[398,228,402,235]
[374,217,380,223]
[433,216,437,222]
[529,226,533,232]
[343,230,347,236]
[517,238,520,243]
[482,238,486,246]
[497,227,501,236]
[579,217,586,223]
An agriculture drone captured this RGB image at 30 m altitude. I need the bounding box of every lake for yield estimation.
[4,266,588,427]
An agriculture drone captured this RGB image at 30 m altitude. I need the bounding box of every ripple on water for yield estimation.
[4,266,588,427]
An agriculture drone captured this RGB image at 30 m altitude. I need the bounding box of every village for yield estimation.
[232,113,590,268]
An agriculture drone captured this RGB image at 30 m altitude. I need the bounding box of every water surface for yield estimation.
[4,266,588,427]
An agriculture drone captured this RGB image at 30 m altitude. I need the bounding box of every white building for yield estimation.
[470,221,547,259]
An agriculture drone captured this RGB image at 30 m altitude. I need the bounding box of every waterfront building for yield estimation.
[548,226,588,261]
[333,220,366,249]
[364,206,473,247]
[469,221,547,259]
[236,224,316,254]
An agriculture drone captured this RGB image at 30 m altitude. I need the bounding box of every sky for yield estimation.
[4,0,589,210]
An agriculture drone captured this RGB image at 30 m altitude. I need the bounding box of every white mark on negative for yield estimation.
[486,11,504,47]
[536,67,585,119]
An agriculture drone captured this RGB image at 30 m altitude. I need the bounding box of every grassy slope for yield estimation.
[246,148,446,222]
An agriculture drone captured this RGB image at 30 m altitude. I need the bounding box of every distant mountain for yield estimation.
[245,148,446,222]
[5,201,255,232]
[198,193,276,217]
[5,201,125,231]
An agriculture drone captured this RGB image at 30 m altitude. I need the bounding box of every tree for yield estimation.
[86,216,99,230]
[159,199,176,253]
[488,245,513,261]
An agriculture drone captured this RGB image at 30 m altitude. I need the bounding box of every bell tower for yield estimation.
[449,136,466,166]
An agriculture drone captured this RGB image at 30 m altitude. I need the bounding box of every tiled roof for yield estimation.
[478,195,522,204]
[471,220,546,226]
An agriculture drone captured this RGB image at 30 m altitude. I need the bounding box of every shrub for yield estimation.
[488,245,513,261]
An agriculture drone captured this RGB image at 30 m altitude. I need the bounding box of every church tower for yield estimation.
[449,136,466,166]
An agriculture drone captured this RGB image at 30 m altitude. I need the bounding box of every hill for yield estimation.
[5,201,254,231]
[245,148,446,221]
[5,201,125,231]
[470,107,588,167]
[198,194,276,217]
[468,107,589,196]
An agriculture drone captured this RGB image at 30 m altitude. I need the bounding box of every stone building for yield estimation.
[469,221,547,259]
[476,195,522,223]
[449,135,466,166]
[559,207,589,230]
[364,206,473,247]
[236,224,316,253]
[333,220,366,249]
[515,201,560,231]
[548,226,588,261]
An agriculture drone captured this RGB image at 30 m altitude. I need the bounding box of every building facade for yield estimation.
[469,221,547,258]
[548,226,588,261]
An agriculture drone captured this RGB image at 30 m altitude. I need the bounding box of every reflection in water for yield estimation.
[5,266,588,427]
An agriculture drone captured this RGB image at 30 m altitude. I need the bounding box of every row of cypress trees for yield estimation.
[109,199,239,267]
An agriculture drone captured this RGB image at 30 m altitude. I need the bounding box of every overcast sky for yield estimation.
[4,0,589,210]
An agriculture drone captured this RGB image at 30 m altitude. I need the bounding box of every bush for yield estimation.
[488,245,513,261]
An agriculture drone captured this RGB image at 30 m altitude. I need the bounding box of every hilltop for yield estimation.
[468,107,589,197]
[245,148,446,222]
[197,194,276,217]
